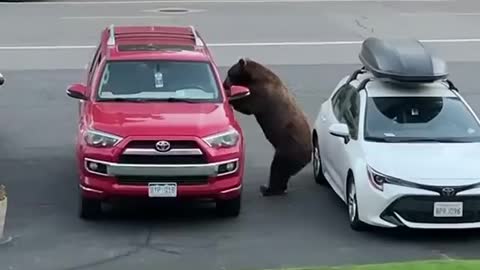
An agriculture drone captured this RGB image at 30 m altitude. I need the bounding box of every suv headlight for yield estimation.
[84,129,123,148]
[202,128,240,148]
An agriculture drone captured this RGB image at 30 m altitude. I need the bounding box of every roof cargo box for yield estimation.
[359,37,448,83]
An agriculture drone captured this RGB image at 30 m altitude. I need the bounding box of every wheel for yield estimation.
[216,194,241,217]
[346,175,368,231]
[312,134,327,185]
[79,195,102,220]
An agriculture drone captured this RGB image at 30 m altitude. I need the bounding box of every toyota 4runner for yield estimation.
[66,25,250,219]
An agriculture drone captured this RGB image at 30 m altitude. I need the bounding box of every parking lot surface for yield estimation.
[1,0,480,270]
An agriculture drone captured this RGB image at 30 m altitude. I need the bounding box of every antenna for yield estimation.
[107,24,116,46]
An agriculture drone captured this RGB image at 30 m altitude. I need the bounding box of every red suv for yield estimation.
[66,25,250,219]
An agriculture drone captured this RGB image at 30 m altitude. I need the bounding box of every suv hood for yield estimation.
[364,142,480,185]
[86,102,233,137]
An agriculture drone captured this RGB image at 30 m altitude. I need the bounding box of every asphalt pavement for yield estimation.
[2,1,480,270]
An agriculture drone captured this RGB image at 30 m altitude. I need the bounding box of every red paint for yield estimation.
[66,25,249,212]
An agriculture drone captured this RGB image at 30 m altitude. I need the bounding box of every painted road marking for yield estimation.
[0,0,450,5]
[0,38,479,50]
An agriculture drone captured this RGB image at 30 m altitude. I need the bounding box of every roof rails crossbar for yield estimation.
[189,25,204,46]
[444,79,459,92]
[356,78,371,92]
[346,67,366,84]
[107,24,115,46]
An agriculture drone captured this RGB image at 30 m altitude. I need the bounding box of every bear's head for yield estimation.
[223,58,275,115]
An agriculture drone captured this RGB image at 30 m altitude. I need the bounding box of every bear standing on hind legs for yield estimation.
[223,58,312,196]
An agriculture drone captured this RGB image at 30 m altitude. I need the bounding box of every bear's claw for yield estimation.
[259,185,287,196]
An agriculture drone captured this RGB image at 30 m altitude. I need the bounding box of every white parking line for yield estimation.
[0,0,450,4]
[0,38,479,50]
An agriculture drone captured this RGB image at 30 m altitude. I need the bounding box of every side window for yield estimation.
[87,46,102,86]
[341,90,361,140]
[331,83,354,121]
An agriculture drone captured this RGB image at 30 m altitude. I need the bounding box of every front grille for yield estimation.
[118,155,207,164]
[381,195,480,224]
[126,140,199,149]
[116,176,209,185]
[120,140,207,164]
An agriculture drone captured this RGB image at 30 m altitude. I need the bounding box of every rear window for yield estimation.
[96,60,222,102]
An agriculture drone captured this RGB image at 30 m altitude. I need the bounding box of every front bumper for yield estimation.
[84,157,238,177]
[356,174,480,229]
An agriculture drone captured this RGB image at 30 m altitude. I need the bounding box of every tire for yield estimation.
[312,134,327,185]
[346,175,368,231]
[216,194,241,218]
[79,195,102,220]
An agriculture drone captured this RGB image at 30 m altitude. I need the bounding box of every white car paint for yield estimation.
[312,70,480,230]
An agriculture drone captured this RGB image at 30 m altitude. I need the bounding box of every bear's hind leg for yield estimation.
[260,152,290,196]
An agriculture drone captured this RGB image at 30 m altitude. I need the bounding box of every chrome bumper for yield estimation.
[84,158,238,177]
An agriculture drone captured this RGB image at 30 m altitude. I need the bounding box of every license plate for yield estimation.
[433,202,463,217]
[148,183,177,197]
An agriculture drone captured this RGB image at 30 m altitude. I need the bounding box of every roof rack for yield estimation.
[359,37,448,83]
[189,25,204,46]
[107,24,116,46]
[105,24,203,48]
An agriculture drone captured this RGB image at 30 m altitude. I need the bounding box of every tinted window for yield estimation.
[364,96,480,142]
[97,60,221,102]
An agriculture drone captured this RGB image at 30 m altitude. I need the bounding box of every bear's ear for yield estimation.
[238,57,248,67]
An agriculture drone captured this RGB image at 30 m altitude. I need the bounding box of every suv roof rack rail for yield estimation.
[107,24,116,46]
[359,37,448,83]
[189,25,204,46]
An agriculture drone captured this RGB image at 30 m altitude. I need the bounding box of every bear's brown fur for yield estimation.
[223,58,312,196]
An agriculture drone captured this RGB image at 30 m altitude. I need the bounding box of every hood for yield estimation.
[86,102,233,137]
[364,142,480,185]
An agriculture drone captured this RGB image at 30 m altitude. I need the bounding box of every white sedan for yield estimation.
[312,37,480,231]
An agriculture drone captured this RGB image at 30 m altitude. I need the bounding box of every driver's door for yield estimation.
[324,84,360,197]
[320,83,351,192]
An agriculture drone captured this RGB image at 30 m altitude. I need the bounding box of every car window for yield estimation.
[364,96,480,142]
[87,46,101,85]
[331,83,354,120]
[96,60,222,102]
[341,90,360,139]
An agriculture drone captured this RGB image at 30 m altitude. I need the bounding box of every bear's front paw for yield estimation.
[259,185,287,197]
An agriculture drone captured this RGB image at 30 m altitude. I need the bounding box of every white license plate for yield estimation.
[433,202,463,217]
[148,183,177,197]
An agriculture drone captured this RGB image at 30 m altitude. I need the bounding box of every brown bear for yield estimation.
[223,58,312,196]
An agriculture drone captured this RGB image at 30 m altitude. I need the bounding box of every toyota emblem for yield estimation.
[155,140,171,152]
[442,187,455,196]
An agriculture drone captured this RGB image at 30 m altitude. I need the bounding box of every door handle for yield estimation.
[321,115,326,121]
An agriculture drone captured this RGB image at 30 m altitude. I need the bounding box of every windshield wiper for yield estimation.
[164,97,201,103]
[382,137,469,143]
[99,97,201,103]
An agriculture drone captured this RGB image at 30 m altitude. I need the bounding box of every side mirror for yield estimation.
[227,85,250,101]
[0,73,4,86]
[329,123,350,144]
[66,83,88,100]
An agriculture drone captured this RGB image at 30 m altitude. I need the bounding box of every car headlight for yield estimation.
[367,166,418,191]
[202,128,240,148]
[83,129,123,148]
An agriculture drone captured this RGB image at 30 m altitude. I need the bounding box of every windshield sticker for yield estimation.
[411,108,419,116]
[154,71,164,88]
[384,133,396,137]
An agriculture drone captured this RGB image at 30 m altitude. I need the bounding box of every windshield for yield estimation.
[96,60,222,102]
[364,96,480,142]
